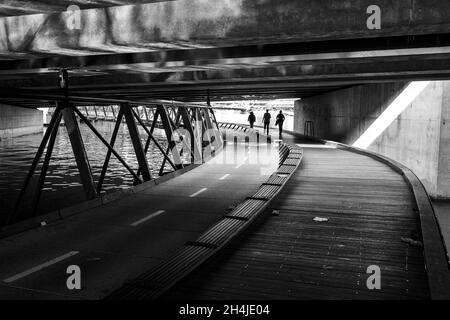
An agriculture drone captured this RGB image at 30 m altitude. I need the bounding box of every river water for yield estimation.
[0,121,173,225]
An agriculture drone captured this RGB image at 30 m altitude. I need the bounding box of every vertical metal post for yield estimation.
[205,108,222,152]
[143,109,159,154]
[97,107,124,193]
[131,108,177,171]
[202,108,214,133]
[157,105,183,169]
[200,108,215,160]
[32,111,62,216]
[193,108,204,162]
[179,107,202,163]
[122,103,152,182]
[143,106,149,121]
[7,104,63,225]
[159,108,182,174]
[206,90,223,148]
[194,108,205,146]
[111,105,116,120]
[62,104,98,200]
[60,68,97,201]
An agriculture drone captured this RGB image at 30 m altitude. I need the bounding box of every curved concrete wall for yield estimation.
[294,81,450,199]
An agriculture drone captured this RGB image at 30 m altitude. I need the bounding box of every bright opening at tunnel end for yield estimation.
[352,81,431,149]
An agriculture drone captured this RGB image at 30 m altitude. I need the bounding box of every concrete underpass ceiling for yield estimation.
[1,0,450,107]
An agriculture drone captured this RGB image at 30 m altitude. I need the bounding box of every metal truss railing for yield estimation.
[7,102,223,226]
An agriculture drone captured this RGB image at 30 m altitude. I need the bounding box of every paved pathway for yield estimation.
[164,133,430,299]
[0,129,278,299]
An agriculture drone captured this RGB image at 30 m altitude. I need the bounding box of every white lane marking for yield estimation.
[4,251,79,283]
[190,188,207,198]
[130,210,166,227]
[234,156,249,169]
[219,174,230,180]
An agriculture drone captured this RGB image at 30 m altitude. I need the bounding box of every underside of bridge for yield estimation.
[1,0,450,303]
[0,0,450,106]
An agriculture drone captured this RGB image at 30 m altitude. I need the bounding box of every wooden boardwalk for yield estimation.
[163,145,430,299]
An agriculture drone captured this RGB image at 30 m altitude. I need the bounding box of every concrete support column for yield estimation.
[0,104,43,140]
[437,89,450,199]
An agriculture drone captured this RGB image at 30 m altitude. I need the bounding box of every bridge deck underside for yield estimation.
[164,144,430,299]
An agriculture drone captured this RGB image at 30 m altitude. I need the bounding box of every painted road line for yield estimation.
[219,174,230,180]
[190,188,208,198]
[3,251,79,283]
[235,163,244,169]
[130,210,166,227]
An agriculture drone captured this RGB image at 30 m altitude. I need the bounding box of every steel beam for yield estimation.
[157,105,183,169]
[7,104,62,224]
[32,110,62,216]
[131,108,177,171]
[62,104,98,200]
[74,107,142,183]
[97,107,125,193]
[193,108,204,161]
[111,105,116,120]
[179,107,202,164]
[209,107,224,148]
[122,103,152,182]
[201,108,214,152]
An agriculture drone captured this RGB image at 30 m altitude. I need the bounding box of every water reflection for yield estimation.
[0,121,175,225]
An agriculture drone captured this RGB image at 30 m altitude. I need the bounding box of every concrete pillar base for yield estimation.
[0,105,43,140]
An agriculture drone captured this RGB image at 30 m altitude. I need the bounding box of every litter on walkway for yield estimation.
[401,237,423,247]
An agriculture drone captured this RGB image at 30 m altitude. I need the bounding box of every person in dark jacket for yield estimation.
[275,110,286,138]
[248,111,256,128]
[262,110,271,135]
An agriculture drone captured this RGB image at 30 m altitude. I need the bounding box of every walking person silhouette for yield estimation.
[263,109,271,135]
[248,111,256,128]
[276,110,286,139]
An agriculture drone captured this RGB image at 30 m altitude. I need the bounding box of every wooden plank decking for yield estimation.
[163,146,430,299]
